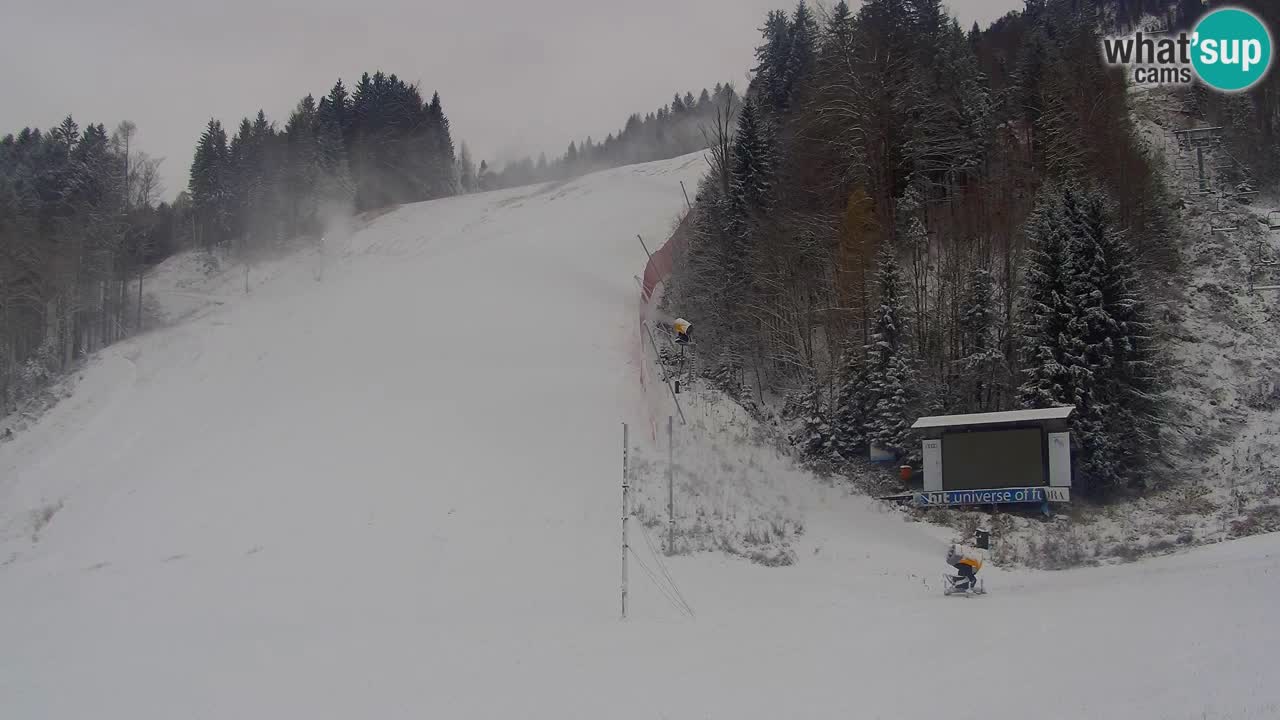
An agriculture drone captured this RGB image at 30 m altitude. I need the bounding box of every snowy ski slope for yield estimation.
[1,153,1278,719]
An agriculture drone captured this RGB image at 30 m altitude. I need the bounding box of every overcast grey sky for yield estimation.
[2,0,1021,199]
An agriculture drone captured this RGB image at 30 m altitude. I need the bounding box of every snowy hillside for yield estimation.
[2,153,1279,719]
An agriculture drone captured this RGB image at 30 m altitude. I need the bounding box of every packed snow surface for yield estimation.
[2,154,1278,719]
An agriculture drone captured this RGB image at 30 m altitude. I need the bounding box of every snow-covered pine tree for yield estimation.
[1063,183,1158,492]
[729,98,774,219]
[784,1,819,109]
[722,97,775,368]
[314,111,354,212]
[1019,182,1160,495]
[227,117,256,237]
[821,1,856,61]
[1018,185,1078,411]
[753,10,793,114]
[284,96,320,233]
[426,92,458,197]
[864,241,917,460]
[830,340,871,459]
[325,80,351,144]
[190,119,230,248]
[565,141,579,174]
[870,350,917,462]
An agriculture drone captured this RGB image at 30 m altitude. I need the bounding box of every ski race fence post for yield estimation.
[619,418,695,619]
[668,415,675,556]
[622,423,630,620]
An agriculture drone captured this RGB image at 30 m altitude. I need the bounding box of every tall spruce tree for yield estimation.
[754,10,793,114]
[284,96,319,233]
[784,1,819,109]
[823,1,856,60]
[729,98,773,218]
[724,96,774,360]
[1063,184,1159,492]
[830,340,872,459]
[1020,183,1158,494]
[190,119,229,248]
[864,241,917,460]
[1019,186,1078,411]
[426,92,457,196]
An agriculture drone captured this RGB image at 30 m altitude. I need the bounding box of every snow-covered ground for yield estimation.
[2,152,1278,719]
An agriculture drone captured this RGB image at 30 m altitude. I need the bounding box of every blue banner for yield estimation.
[915,487,1069,507]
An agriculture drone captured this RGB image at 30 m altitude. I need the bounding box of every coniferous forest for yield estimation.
[188,71,458,251]
[1,119,179,408]
[0,70,459,411]
[665,0,1280,498]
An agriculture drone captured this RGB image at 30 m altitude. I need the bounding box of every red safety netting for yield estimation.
[636,214,692,442]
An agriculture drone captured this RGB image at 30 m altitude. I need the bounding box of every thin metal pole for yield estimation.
[667,415,675,556]
[637,234,653,260]
[680,181,692,210]
[621,423,630,620]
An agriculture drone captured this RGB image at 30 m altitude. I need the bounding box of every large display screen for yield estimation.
[942,428,1045,490]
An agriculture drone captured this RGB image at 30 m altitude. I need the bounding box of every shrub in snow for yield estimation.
[1168,483,1218,516]
[1230,504,1280,537]
[1028,520,1091,570]
[199,250,222,275]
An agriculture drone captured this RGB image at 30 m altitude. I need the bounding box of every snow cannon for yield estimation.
[673,318,692,345]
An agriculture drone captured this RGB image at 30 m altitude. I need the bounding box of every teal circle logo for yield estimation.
[1192,8,1273,92]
